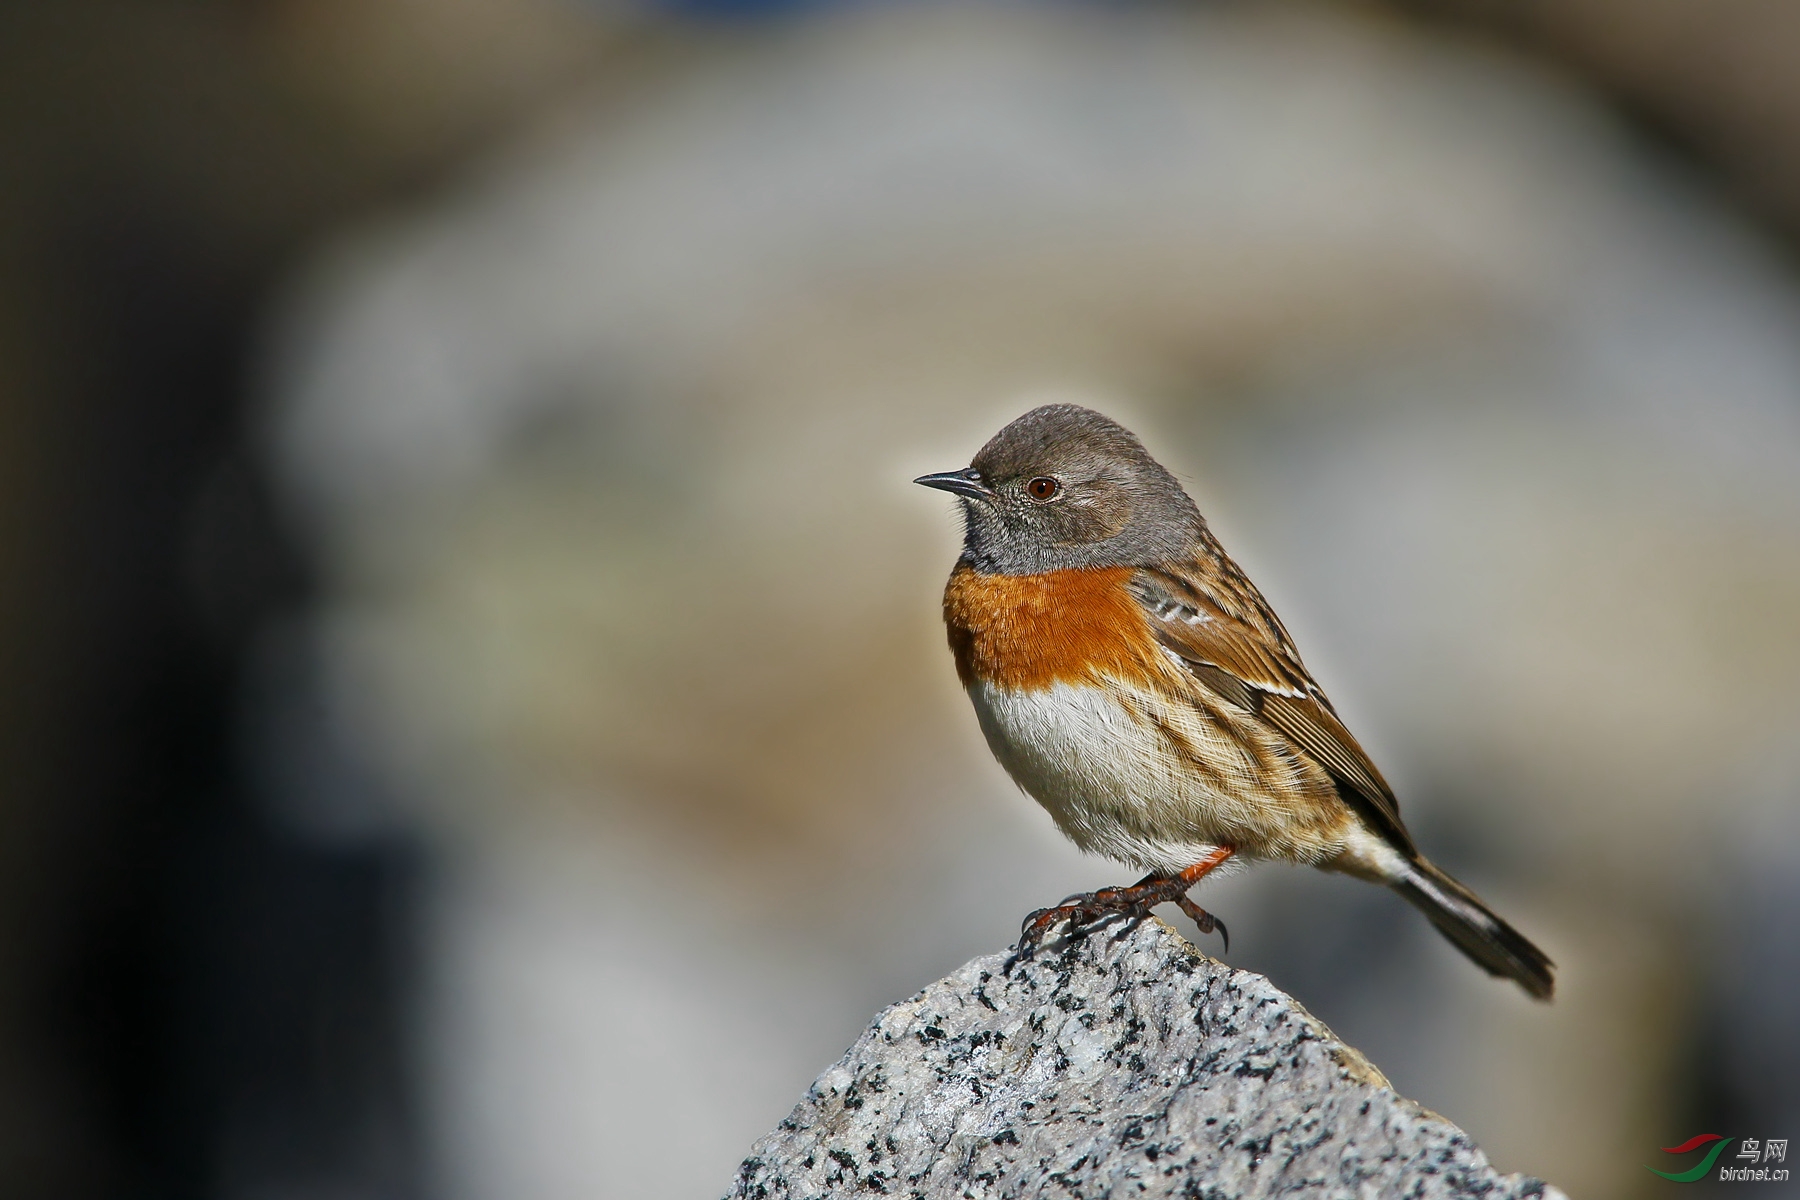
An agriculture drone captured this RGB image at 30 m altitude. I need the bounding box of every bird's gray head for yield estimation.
[915,404,1205,575]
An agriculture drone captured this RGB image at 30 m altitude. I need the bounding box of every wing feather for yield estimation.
[1131,565,1416,858]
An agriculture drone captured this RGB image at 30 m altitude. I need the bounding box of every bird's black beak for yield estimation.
[913,468,992,501]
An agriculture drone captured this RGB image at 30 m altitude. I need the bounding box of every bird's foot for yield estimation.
[1006,847,1234,969]
[1013,872,1171,960]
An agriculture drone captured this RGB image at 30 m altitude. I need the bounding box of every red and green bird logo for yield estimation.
[1646,1134,1735,1182]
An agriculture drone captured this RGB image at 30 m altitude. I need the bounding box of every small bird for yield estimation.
[916,404,1554,1000]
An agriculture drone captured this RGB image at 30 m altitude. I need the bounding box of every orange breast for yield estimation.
[942,563,1164,691]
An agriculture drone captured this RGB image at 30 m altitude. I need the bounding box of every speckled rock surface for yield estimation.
[728,919,1561,1199]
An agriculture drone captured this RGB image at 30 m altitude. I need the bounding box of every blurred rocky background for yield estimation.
[3,3,1798,1200]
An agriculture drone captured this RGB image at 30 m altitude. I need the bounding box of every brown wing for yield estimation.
[1131,563,1417,859]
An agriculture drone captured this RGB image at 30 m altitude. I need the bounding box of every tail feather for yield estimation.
[1393,858,1555,1001]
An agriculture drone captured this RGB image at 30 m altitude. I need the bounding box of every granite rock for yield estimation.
[728,919,1562,1199]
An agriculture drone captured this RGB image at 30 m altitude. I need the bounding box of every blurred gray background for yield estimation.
[3,2,1799,1199]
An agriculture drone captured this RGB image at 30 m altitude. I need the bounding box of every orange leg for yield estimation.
[1012,845,1235,963]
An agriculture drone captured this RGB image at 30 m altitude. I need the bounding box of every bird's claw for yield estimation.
[1007,872,1229,968]
[1176,895,1229,954]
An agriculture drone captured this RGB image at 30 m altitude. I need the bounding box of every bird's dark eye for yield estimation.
[1026,477,1060,501]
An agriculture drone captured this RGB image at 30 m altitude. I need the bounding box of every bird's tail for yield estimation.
[1393,857,1555,1001]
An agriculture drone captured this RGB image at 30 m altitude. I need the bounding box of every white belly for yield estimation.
[966,677,1242,873]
